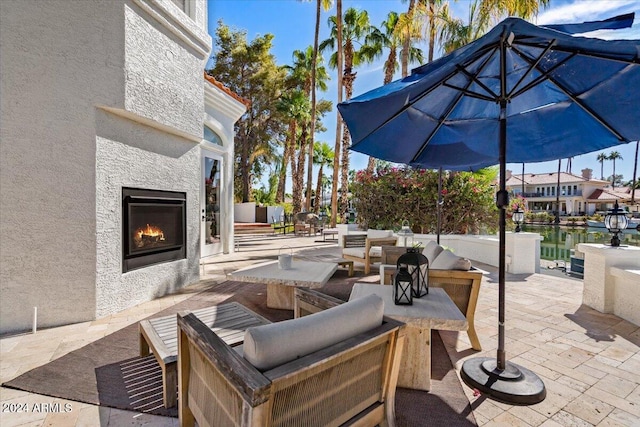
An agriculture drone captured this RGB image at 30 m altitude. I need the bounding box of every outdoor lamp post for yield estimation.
[393,266,413,305]
[604,200,628,247]
[512,208,524,233]
[397,220,414,247]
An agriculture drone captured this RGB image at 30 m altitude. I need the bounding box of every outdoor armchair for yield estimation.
[342,230,398,274]
[177,294,406,427]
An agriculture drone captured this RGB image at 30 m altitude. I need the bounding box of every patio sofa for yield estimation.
[380,241,483,351]
[342,229,398,274]
[177,293,406,427]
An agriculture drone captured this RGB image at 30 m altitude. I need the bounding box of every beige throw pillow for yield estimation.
[431,249,472,271]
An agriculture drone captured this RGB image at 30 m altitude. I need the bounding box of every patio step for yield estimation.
[234,223,277,235]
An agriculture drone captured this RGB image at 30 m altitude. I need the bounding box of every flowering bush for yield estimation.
[352,166,498,234]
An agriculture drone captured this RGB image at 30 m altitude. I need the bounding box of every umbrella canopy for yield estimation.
[338,16,640,405]
[338,17,639,171]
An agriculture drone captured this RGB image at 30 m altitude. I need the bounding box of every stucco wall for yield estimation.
[95,111,200,318]
[0,0,210,334]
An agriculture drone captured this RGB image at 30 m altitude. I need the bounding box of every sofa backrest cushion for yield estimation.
[422,241,444,265]
[431,249,472,271]
[367,229,392,239]
[243,294,384,371]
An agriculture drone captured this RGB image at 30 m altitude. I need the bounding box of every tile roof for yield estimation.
[586,187,633,201]
[505,171,608,186]
[204,72,251,107]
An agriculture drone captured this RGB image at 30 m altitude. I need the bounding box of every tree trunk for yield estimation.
[306,0,321,212]
[428,0,436,62]
[366,157,376,173]
[330,0,343,227]
[314,165,324,214]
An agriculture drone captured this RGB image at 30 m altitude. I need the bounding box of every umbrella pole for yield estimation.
[460,48,545,404]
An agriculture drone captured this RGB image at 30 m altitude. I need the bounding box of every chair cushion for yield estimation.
[243,294,384,371]
[367,229,392,239]
[431,249,472,271]
[342,246,383,258]
[422,241,444,265]
[342,247,366,258]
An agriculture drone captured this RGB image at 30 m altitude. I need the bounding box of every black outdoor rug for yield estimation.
[3,276,476,425]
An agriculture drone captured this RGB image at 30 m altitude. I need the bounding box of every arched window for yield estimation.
[204,125,223,146]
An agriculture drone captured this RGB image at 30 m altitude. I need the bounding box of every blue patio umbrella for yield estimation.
[338,16,640,404]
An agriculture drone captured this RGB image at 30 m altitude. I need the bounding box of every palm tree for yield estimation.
[306,0,334,212]
[313,141,334,214]
[397,1,426,76]
[329,0,343,227]
[275,90,311,211]
[597,152,608,180]
[284,47,330,211]
[365,11,424,171]
[439,0,549,54]
[322,7,377,221]
[608,151,623,188]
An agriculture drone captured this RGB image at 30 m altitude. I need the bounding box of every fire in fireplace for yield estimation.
[122,188,186,272]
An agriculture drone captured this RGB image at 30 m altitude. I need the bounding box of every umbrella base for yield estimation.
[461,357,546,405]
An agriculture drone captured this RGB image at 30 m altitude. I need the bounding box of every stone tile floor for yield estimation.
[1,234,639,426]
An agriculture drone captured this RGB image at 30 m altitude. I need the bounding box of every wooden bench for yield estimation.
[139,302,270,408]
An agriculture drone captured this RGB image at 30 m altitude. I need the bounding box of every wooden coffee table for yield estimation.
[230,260,338,309]
[349,284,467,391]
[139,302,270,408]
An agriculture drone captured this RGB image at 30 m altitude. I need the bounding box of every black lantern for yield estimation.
[397,252,429,298]
[393,266,413,305]
[604,200,628,247]
[512,208,524,233]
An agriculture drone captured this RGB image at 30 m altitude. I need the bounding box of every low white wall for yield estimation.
[410,232,541,274]
[234,202,256,223]
[577,244,640,324]
[610,267,640,326]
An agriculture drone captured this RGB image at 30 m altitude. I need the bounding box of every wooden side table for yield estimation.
[139,303,270,408]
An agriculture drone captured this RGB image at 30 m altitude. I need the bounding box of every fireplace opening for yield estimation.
[123,188,186,272]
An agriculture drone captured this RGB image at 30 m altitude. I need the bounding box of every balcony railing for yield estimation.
[520,190,583,198]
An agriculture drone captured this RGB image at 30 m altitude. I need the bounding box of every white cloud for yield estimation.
[536,0,637,25]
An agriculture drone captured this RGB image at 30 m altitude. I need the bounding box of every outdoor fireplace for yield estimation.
[122,188,186,272]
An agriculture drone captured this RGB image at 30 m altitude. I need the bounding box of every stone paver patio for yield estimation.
[1,234,638,426]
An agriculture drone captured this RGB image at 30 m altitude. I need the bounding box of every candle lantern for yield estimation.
[393,266,413,305]
[397,252,429,298]
[397,220,414,247]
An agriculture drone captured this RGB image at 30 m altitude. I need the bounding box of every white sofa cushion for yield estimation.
[431,249,472,271]
[243,294,384,371]
[367,229,393,239]
[422,241,444,265]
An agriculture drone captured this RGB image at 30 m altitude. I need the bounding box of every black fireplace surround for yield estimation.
[122,188,186,273]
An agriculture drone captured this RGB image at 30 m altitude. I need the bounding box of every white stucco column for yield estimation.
[505,232,542,274]
[577,243,640,314]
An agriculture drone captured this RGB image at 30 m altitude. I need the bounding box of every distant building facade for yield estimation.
[505,168,634,215]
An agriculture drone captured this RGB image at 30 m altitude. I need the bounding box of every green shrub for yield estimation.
[351,167,498,234]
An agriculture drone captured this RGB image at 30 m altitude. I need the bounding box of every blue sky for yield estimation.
[207,0,640,187]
